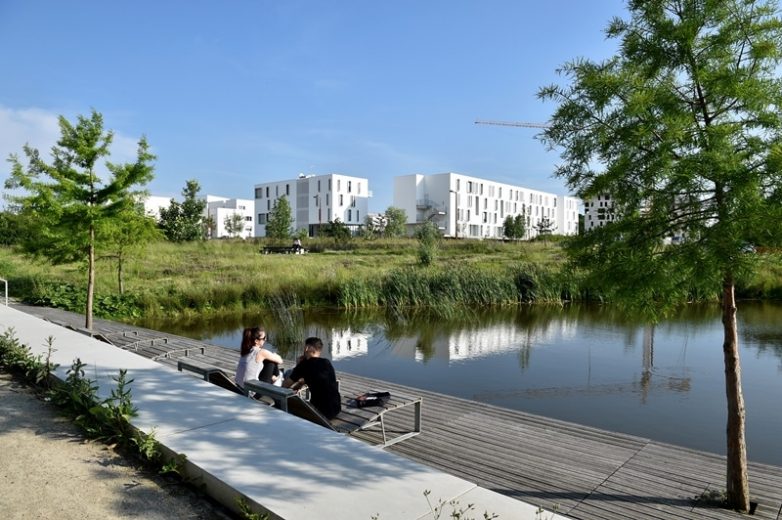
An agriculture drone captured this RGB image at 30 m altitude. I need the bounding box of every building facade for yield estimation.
[393,173,580,239]
[254,174,370,237]
[141,195,172,220]
[204,195,255,239]
[583,194,617,232]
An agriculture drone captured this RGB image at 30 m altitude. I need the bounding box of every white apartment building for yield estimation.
[141,195,172,220]
[583,194,617,231]
[254,174,370,237]
[393,173,580,239]
[203,195,255,239]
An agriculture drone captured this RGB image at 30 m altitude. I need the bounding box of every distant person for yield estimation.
[235,326,283,395]
[292,237,303,251]
[283,337,341,419]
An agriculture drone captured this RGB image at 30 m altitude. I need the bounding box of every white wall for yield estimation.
[393,173,580,239]
[254,174,369,237]
[205,196,255,239]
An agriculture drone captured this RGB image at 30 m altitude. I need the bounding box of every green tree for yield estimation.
[384,206,408,238]
[514,214,527,240]
[503,214,527,240]
[534,217,555,239]
[266,195,293,240]
[159,180,206,242]
[5,110,155,329]
[415,221,440,266]
[224,212,245,238]
[539,0,782,510]
[320,218,351,245]
[361,215,381,239]
[97,203,161,294]
[0,209,24,245]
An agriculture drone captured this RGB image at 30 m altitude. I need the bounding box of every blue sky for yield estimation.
[0,1,626,212]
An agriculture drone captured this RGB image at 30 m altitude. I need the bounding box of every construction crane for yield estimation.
[474,119,551,129]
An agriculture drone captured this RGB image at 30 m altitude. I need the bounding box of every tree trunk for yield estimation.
[118,252,124,295]
[85,225,95,330]
[722,278,749,511]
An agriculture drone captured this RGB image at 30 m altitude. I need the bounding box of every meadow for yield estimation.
[0,237,780,322]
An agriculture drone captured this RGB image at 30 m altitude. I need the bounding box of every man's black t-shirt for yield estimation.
[289,357,341,419]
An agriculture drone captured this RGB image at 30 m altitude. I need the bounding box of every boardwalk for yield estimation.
[17,304,782,520]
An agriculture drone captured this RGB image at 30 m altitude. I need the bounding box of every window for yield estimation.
[245,216,252,221]
[255,188,263,198]
[329,179,332,190]
[348,181,352,193]
[267,200,270,210]
[357,210,360,221]
[339,194,344,206]
[265,187,269,198]
[348,209,352,221]
[337,179,341,191]
[456,179,460,190]
[326,193,330,206]
[257,213,266,224]
[286,184,290,196]
[467,181,472,193]
[275,185,279,197]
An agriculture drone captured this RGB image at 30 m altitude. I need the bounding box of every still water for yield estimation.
[143,302,782,466]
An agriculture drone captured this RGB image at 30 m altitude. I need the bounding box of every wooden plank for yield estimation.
[17,303,782,520]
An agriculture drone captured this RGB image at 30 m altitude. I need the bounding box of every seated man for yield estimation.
[283,337,341,419]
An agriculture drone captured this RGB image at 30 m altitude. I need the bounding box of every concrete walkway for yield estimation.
[0,305,567,520]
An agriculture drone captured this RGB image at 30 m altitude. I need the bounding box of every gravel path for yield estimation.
[0,371,234,520]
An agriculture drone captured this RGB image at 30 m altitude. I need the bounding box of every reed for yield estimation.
[2,240,779,322]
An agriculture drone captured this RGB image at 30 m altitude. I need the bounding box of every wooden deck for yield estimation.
[16,304,782,520]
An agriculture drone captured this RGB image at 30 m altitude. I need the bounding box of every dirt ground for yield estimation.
[0,371,234,520]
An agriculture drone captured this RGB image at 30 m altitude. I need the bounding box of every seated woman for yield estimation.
[283,337,341,419]
[235,326,283,395]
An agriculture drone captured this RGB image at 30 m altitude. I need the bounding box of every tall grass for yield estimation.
[2,239,779,322]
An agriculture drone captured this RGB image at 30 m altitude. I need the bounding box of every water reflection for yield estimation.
[140,302,782,466]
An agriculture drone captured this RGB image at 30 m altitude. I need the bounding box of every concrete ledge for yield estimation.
[1,305,566,519]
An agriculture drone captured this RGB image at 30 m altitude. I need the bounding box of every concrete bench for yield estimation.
[178,359,247,396]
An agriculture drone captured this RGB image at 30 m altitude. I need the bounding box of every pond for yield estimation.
[140,302,782,466]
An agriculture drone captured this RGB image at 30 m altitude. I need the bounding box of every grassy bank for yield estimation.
[0,238,779,321]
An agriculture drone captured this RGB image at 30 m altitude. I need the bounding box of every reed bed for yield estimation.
[1,239,779,321]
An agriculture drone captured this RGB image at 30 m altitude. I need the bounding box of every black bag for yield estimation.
[354,391,391,408]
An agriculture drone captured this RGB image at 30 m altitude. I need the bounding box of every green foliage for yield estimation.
[0,330,58,387]
[539,0,782,509]
[0,210,25,245]
[159,180,206,242]
[533,217,555,238]
[223,212,246,238]
[319,218,352,245]
[25,282,143,319]
[236,497,270,520]
[539,0,782,313]
[98,203,161,294]
[383,206,408,238]
[503,214,526,240]
[5,110,156,328]
[265,195,293,241]
[415,221,441,266]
